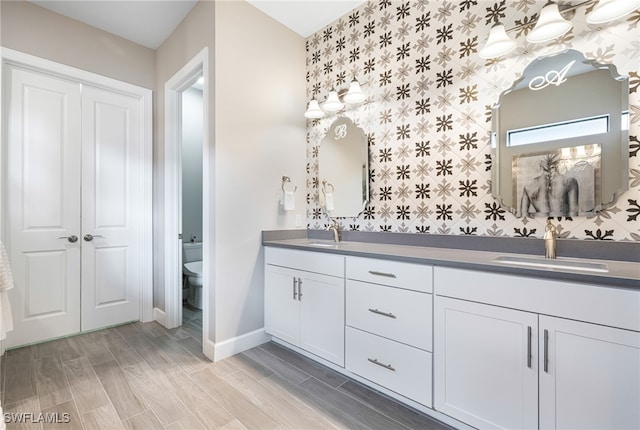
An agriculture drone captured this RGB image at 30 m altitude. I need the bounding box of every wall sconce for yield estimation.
[479,0,640,59]
[304,78,366,119]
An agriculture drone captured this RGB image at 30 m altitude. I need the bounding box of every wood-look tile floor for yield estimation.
[1,307,451,430]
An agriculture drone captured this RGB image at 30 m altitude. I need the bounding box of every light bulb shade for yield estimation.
[343,79,366,104]
[587,0,640,24]
[526,2,572,43]
[322,90,344,112]
[304,99,325,119]
[478,24,517,59]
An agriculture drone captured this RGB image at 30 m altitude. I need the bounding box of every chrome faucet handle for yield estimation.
[326,220,341,242]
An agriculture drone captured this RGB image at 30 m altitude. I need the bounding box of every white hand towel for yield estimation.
[325,193,335,211]
[0,240,15,341]
[283,190,295,211]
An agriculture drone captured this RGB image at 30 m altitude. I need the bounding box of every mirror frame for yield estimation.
[491,49,630,218]
[318,116,369,218]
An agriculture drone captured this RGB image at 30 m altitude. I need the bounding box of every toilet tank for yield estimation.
[183,242,202,263]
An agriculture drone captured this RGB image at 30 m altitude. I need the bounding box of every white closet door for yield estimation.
[80,85,141,331]
[6,67,82,347]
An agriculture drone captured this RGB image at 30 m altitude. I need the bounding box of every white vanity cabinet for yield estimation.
[345,256,434,407]
[264,247,345,366]
[434,267,640,430]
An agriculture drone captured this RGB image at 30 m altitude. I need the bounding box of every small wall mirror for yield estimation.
[492,49,629,218]
[318,116,369,218]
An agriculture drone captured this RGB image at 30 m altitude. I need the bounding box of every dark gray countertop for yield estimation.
[262,231,640,290]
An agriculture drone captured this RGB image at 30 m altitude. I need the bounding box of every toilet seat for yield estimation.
[183,261,203,309]
[183,261,202,278]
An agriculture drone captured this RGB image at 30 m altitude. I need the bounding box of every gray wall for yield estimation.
[213,1,306,343]
[156,1,307,345]
[0,0,155,89]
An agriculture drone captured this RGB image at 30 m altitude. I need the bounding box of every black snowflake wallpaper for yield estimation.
[305,0,640,241]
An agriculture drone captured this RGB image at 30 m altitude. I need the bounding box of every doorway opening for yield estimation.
[181,76,204,337]
[163,48,211,357]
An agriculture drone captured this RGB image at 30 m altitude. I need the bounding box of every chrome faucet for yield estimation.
[544,219,557,259]
[327,220,341,242]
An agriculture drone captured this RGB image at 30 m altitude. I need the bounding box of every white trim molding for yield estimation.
[153,307,167,327]
[206,329,271,362]
[163,48,210,336]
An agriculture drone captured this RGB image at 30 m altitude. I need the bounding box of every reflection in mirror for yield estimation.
[492,49,629,218]
[318,116,369,218]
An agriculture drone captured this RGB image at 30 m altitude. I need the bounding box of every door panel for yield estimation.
[539,315,640,430]
[299,271,345,366]
[81,85,141,330]
[94,247,128,305]
[6,67,82,347]
[24,251,67,317]
[264,265,299,345]
[434,296,539,430]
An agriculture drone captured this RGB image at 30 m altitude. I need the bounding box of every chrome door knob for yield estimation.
[59,235,78,243]
[83,234,103,242]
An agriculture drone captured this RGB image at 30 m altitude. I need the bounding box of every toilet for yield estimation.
[182,242,203,309]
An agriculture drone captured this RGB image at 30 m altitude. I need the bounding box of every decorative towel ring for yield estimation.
[282,176,297,193]
[322,180,334,195]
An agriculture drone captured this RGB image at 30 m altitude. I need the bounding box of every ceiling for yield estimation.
[247,0,366,38]
[28,0,366,50]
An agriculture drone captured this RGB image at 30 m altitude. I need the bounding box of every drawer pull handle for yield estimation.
[367,358,395,372]
[368,270,397,278]
[368,308,396,319]
[544,329,549,373]
[527,326,532,368]
[293,277,298,300]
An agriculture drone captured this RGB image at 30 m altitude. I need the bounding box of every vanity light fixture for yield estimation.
[526,1,573,44]
[304,78,366,119]
[478,23,518,59]
[342,78,366,104]
[587,0,640,24]
[478,0,640,59]
[323,89,344,113]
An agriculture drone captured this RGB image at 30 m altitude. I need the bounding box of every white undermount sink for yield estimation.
[306,240,339,248]
[493,255,609,273]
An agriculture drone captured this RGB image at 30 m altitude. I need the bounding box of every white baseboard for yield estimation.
[204,328,271,362]
[153,307,167,327]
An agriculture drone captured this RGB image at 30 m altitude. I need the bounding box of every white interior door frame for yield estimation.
[0,47,154,324]
[163,48,210,336]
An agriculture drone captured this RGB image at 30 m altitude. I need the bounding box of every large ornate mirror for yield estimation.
[318,116,369,218]
[492,49,629,218]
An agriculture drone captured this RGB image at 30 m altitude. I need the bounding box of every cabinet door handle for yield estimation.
[527,326,532,368]
[297,278,303,301]
[368,308,396,319]
[367,358,395,372]
[544,329,549,373]
[293,277,298,300]
[368,270,397,279]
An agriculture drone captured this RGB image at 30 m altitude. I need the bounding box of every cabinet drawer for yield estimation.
[265,247,344,278]
[347,280,432,351]
[346,327,432,407]
[346,256,432,292]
